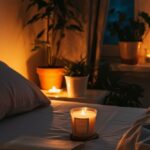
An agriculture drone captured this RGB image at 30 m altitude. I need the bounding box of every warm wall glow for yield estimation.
[0,1,45,83]
[146,49,150,58]
[0,0,87,84]
[0,1,28,77]
[146,54,150,58]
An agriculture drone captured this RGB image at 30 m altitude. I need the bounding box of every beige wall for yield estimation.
[0,0,45,83]
[0,0,88,83]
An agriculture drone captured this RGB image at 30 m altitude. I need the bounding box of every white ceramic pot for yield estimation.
[119,42,141,65]
[65,76,88,97]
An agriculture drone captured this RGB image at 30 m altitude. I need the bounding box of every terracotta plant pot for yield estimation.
[37,67,65,90]
[119,42,141,65]
[65,76,88,97]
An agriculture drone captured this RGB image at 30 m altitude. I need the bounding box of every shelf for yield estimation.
[102,56,150,72]
[111,63,150,72]
[42,89,109,104]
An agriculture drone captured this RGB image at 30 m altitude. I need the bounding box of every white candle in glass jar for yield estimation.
[70,107,97,138]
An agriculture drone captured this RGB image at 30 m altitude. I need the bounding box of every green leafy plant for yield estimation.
[24,0,83,66]
[89,60,144,107]
[64,57,89,77]
[107,9,150,41]
[103,82,143,107]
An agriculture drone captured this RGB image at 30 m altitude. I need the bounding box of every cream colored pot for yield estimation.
[119,42,141,65]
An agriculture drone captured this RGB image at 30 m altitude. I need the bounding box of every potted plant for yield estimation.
[107,10,150,64]
[24,0,83,89]
[64,57,89,97]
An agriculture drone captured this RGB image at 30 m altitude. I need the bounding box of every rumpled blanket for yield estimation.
[116,108,150,150]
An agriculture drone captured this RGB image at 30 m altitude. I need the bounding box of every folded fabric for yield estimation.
[135,124,150,150]
[0,136,84,150]
[0,61,50,120]
[116,110,150,150]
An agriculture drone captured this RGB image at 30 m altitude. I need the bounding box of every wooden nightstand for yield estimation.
[42,89,109,104]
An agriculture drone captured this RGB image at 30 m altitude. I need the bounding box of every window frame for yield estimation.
[102,0,136,57]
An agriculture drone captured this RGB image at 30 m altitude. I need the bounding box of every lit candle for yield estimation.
[70,107,97,138]
[147,54,150,58]
[48,86,62,94]
[146,52,150,63]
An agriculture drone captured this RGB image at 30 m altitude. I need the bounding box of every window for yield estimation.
[103,0,134,44]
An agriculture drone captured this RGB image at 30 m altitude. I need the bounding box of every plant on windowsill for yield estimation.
[89,59,144,107]
[107,9,150,65]
[24,0,83,90]
[64,57,89,97]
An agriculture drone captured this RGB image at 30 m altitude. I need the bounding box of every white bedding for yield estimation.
[0,100,146,150]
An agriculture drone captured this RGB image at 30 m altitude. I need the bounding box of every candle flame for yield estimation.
[81,107,87,116]
[147,54,150,58]
[48,86,61,93]
[52,86,57,90]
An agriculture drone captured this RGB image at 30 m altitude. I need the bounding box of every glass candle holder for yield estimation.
[70,107,97,139]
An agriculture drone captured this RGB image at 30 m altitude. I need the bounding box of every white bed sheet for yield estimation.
[0,100,146,150]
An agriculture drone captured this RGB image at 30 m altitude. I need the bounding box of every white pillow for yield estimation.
[0,61,50,120]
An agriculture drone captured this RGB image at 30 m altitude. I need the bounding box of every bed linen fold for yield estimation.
[116,108,150,150]
[0,136,84,150]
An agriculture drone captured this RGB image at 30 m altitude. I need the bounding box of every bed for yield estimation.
[0,100,146,150]
[0,61,149,150]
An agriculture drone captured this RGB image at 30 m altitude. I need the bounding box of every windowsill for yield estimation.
[42,89,109,104]
[102,56,150,72]
[111,63,150,72]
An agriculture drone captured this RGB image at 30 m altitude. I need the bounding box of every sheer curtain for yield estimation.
[87,0,110,82]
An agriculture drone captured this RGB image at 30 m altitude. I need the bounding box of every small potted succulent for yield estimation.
[107,10,150,64]
[24,0,83,89]
[64,57,89,97]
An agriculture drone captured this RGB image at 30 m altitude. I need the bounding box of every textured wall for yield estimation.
[0,0,45,83]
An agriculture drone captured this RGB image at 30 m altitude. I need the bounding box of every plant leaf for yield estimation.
[35,39,47,45]
[26,1,36,12]
[54,19,65,30]
[66,24,83,31]
[139,11,150,27]
[26,13,41,25]
[48,24,54,31]
[36,29,45,39]
[31,45,41,51]
[36,0,48,10]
